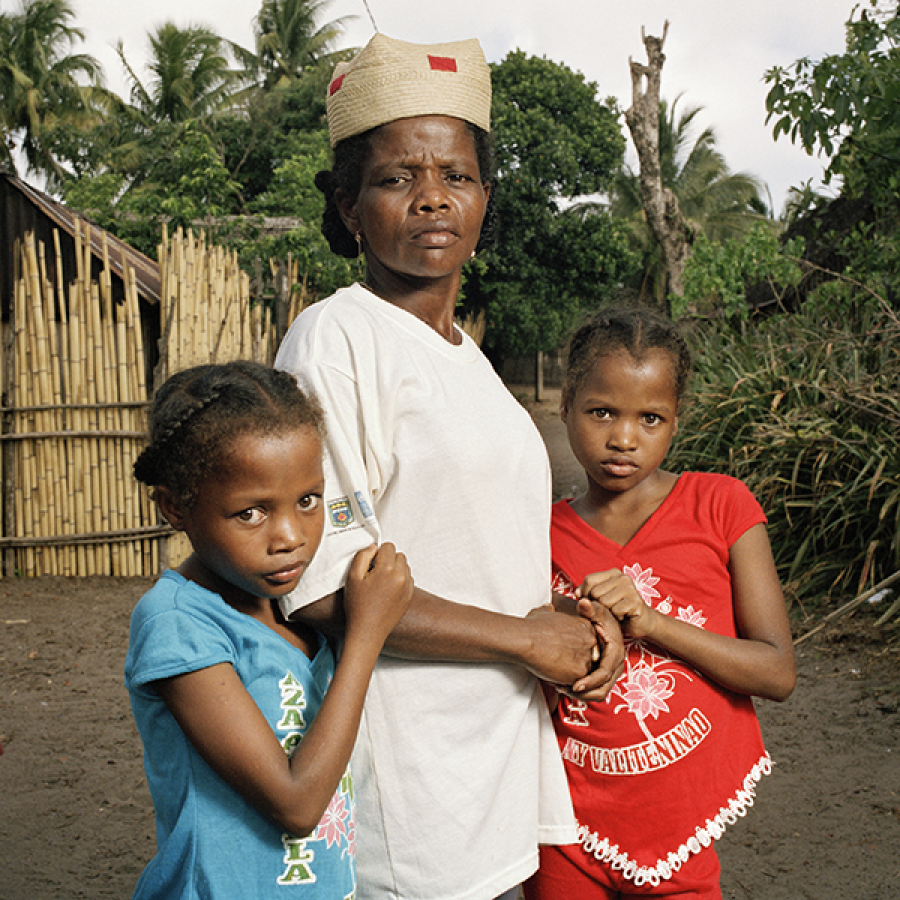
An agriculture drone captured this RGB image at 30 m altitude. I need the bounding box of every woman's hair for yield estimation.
[562,306,692,409]
[315,121,498,259]
[133,361,324,509]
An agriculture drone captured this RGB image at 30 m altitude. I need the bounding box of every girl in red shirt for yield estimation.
[526,306,796,899]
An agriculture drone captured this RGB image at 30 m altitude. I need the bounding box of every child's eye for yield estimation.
[642,413,662,426]
[590,408,612,419]
[237,508,265,525]
[299,494,322,512]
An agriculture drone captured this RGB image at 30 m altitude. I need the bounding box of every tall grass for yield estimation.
[669,295,900,614]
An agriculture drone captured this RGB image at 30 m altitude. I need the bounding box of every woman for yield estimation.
[275,33,623,900]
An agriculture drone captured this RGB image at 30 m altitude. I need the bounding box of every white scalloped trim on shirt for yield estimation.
[575,754,772,888]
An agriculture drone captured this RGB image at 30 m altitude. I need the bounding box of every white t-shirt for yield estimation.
[275,284,576,900]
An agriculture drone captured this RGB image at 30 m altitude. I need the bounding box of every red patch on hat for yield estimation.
[329,74,345,95]
[428,55,458,72]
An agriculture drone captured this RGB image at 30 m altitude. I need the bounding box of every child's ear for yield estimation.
[156,487,188,532]
[559,400,569,424]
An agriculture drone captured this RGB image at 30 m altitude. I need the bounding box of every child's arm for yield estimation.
[578,524,796,702]
[155,542,413,837]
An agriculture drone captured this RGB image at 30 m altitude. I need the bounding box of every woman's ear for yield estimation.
[156,487,188,532]
[335,188,360,238]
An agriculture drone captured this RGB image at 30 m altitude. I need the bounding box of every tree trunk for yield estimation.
[534,350,544,403]
[624,22,695,311]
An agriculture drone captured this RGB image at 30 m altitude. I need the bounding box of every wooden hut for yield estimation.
[1,173,281,577]
[1,171,162,379]
[0,172,164,577]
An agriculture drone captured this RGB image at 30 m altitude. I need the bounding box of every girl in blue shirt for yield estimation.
[126,360,412,899]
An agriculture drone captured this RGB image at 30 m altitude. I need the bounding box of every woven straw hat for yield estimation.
[326,33,492,147]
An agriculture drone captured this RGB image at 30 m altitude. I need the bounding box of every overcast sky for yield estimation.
[69,0,857,214]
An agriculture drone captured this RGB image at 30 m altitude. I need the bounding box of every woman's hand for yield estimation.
[521,604,598,686]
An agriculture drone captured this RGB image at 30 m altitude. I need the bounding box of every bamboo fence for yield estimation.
[1,224,282,577]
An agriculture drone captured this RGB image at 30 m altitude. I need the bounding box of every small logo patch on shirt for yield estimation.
[354,491,374,519]
[328,498,354,529]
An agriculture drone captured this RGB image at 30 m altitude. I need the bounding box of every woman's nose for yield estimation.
[414,172,449,211]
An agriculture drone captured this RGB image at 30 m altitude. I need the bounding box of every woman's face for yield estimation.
[339,116,490,285]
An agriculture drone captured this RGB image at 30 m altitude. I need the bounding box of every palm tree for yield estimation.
[117,22,238,125]
[610,96,769,304]
[256,0,349,87]
[230,0,351,99]
[0,0,101,181]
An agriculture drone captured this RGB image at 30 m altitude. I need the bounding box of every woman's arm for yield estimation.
[579,524,796,701]
[156,544,413,837]
[294,584,624,696]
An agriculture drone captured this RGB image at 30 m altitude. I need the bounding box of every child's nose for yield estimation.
[271,514,304,550]
[609,419,637,449]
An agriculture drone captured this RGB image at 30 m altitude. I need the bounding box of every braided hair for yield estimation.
[562,306,692,411]
[315,122,499,259]
[134,361,324,509]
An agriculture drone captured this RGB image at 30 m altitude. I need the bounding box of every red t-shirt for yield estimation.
[550,472,772,890]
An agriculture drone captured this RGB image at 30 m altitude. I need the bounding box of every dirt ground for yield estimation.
[1,391,899,900]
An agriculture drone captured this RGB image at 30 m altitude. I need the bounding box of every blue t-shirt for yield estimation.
[125,570,356,899]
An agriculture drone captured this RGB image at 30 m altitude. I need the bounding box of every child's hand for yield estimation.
[344,543,414,647]
[576,570,656,640]
[548,592,625,701]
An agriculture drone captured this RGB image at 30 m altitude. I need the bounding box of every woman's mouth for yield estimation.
[413,224,456,247]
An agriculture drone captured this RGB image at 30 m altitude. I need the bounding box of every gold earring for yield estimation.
[355,232,364,279]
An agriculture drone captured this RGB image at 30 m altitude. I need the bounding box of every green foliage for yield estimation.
[765,1,900,205]
[679,225,805,322]
[57,2,343,275]
[473,51,636,362]
[482,206,638,358]
[764,2,900,322]
[155,123,242,220]
[0,0,102,182]
[238,130,352,299]
[490,50,624,198]
[669,295,900,609]
[58,171,124,233]
[62,121,242,257]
